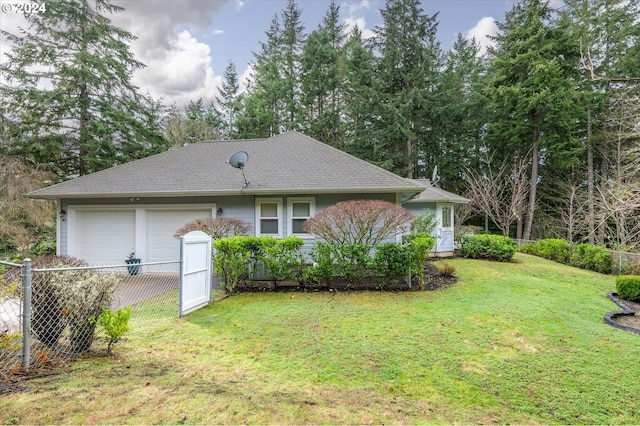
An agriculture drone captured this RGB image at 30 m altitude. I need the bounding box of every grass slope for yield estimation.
[2,254,638,424]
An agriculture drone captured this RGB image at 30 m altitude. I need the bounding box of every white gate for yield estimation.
[179,231,212,316]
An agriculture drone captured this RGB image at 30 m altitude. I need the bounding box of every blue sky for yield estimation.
[2,0,539,107]
[110,0,527,106]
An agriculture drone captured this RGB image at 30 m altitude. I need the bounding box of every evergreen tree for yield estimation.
[280,0,306,130]
[486,0,582,240]
[342,27,387,168]
[560,0,640,243]
[0,0,168,178]
[436,34,487,193]
[300,0,346,147]
[371,0,442,178]
[236,15,283,138]
[215,61,243,139]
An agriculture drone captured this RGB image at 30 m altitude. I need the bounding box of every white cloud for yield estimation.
[345,0,372,15]
[110,0,231,106]
[343,17,376,39]
[132,30,222,107]
[212,29,225,36]
[466,16,499,56]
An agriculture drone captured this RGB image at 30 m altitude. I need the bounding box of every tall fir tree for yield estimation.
[0,0,168,178]
[486,0,582,240]
[560,0,640,243]
[215,61,243,139]
[300,0,346,147]
[236,15,283,138]
[280,0,306,131]
[371,0,442,178]
[436,34,487,193]
[342,27,387,168]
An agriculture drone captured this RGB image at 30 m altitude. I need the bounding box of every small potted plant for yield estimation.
[125,252,141,275]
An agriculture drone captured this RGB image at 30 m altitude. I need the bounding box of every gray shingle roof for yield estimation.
[29,131,427,199]
[405,179,470,204]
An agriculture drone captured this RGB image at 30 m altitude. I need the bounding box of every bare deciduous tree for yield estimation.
[464,154,530,237]
[595,87,640,250]
[0,156,56,256]
[174,217,252,240]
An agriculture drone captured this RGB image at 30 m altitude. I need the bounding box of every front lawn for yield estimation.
[1,254,638,424]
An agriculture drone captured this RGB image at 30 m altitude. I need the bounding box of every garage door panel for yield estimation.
[147,210,211,263]
[76,210,135,265]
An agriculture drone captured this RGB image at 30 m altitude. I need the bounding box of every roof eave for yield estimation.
[29,186,427,200]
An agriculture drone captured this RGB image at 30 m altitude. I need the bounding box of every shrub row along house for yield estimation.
[28,132,468,264]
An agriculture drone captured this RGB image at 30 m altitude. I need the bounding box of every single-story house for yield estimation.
[403,179,470,255]
[28,131,468,265]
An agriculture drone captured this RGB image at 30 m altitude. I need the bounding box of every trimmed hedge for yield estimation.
[460,234,516,262]
[518,240,613,275]
[572,243,612,274]
[616,275,640,301]
[534,239,571,264]
[213,234,436,292]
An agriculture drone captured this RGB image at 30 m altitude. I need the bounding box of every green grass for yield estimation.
[2,253,638,424]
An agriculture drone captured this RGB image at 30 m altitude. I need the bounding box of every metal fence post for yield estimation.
[619,252,623,275]
[21,258,32,371]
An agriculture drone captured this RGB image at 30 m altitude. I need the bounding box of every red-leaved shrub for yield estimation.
[303,200,414,245]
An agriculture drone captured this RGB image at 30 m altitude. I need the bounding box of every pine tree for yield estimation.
[486,0,583,240]
[560,0,640,243]
[279,0,306,131]
[342,27,387,168]
[0,0,168,178]
[436,34,487,193]
[215,62,243,139]
[371,0,442,178]
[300,0,346,147]
[236,15,283,138]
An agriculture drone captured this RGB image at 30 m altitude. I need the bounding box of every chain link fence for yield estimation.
[0,259,179,374]
[607,250,640,275]
[0,260,23,375]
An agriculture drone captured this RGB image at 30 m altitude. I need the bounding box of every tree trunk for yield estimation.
[523,127,540,241]
[587,108,595,244]
[406,138,413,178]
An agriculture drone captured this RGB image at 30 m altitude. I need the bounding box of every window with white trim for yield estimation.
[256,198,283,237]
[442,206,452,228]
[288,198,315,236]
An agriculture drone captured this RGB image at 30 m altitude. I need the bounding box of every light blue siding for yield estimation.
[60,193,406,259]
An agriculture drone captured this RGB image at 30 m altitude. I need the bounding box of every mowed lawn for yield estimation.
[2,253,638,424]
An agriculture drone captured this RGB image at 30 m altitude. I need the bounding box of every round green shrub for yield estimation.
[573,244,612,274]
[616,275,640,301]
[460,234,516,262]
[534,239,571,264]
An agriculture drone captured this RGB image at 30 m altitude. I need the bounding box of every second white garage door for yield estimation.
[146,209,212,263]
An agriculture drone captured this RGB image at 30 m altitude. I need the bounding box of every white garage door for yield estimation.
[76,210,135,265]
[146,209,212,263]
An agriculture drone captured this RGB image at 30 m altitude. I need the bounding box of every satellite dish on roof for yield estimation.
[431,165,440,187]
[227,151,249,188]
[228,151,248,169]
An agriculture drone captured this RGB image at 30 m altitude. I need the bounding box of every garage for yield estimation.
[74,209,136,265]
[146,209,212,263]
[68,205,215,266]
